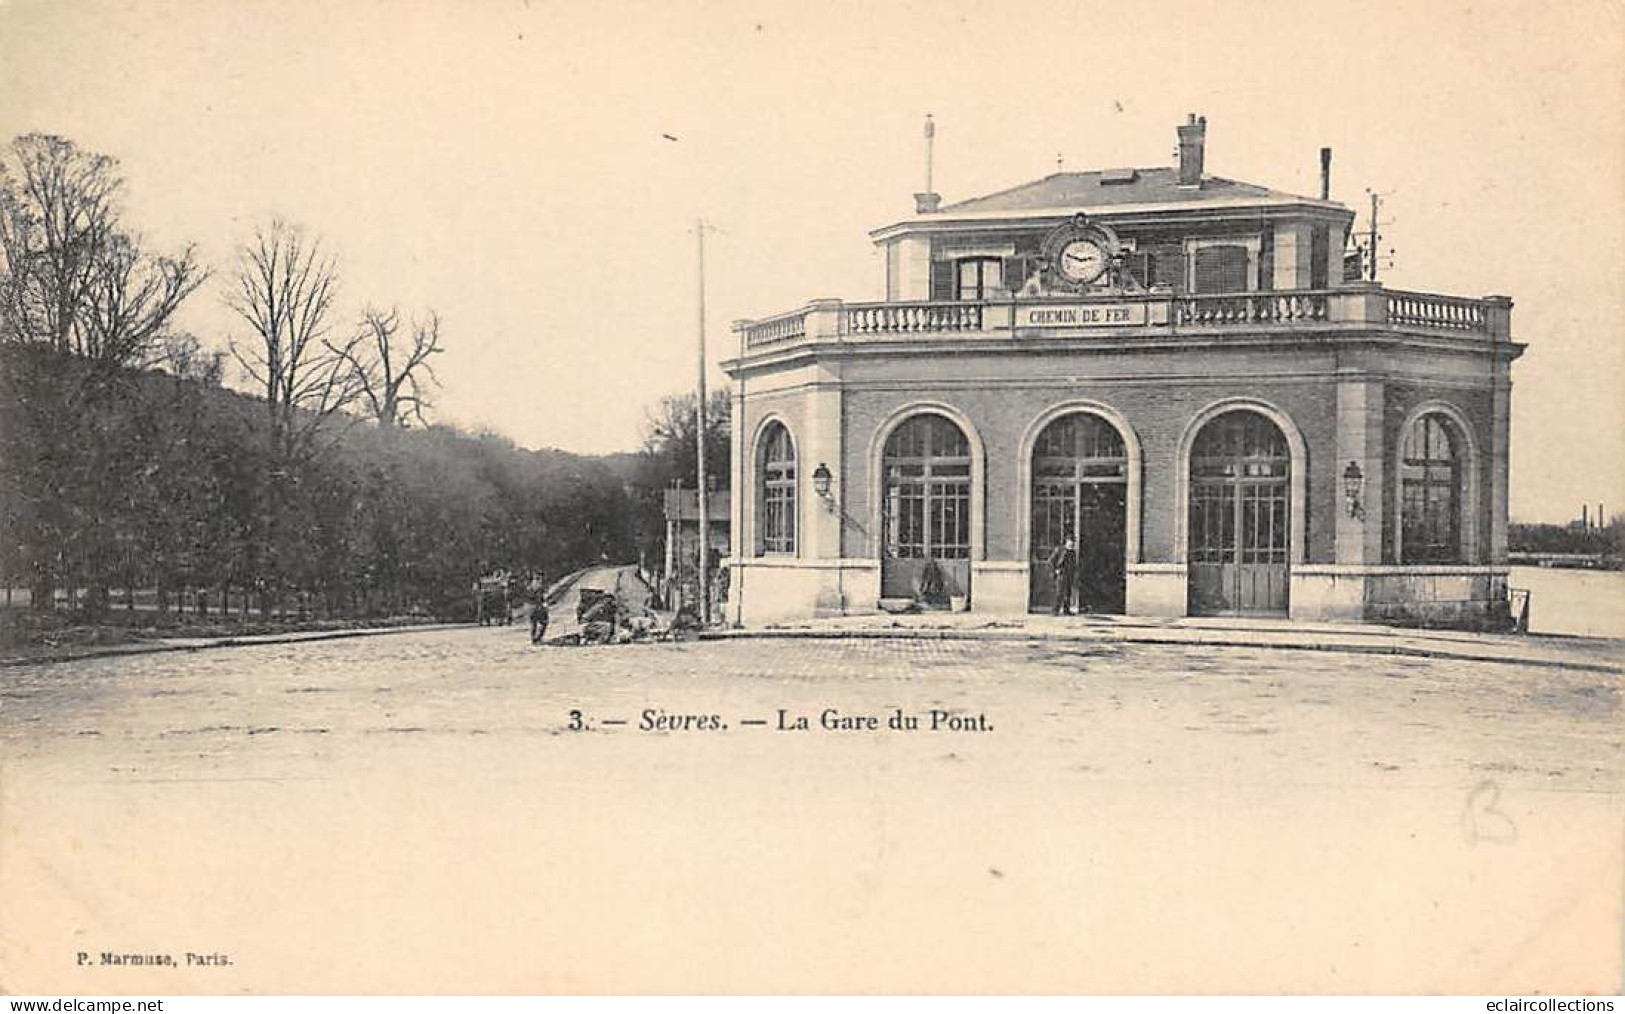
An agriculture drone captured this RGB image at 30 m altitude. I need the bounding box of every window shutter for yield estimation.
[1193,246,1248,294]
[1003,257,1026,294]
[1151,245,1185,292]
[1126,251,1151,290]
[1310,225,1329,288]
[930,260,953,301]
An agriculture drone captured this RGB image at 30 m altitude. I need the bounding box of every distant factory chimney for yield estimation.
[1177,113,1207,187]
[914,114,941,214]
[1320,147,1332,200]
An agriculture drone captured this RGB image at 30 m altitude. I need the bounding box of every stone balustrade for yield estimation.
[1384,288,1488,332]
[733,285,1511,349]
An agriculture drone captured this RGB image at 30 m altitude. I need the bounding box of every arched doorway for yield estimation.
[1188,410,1290,615]
[881,413,971,605]
[1029,413,1127,613]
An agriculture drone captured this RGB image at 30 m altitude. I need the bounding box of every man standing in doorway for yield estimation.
[1048,536,1078,616]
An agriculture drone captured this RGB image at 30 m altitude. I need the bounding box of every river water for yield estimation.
[1510,566,1625,638]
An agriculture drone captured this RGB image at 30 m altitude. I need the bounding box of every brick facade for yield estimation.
[723,120,1522,629]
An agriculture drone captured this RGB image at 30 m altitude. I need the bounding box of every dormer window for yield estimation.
[955,257,1003,301]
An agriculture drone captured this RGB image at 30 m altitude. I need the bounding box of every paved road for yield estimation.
[1,627,1619,993]
[540,564,659,639]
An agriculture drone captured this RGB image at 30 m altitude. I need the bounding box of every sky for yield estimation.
[1,0,1621,523]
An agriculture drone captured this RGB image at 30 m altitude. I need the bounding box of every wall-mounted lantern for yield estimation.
[1342,460,1365,520]
[812,462,834,505]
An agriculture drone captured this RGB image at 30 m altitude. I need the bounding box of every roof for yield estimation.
[933,167,1315,215]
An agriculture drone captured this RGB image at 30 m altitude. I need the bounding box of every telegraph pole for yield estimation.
[1367,190,1381,282]
[695,217,710,626]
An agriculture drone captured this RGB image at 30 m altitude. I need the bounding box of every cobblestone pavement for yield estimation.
[1,627,1619,993]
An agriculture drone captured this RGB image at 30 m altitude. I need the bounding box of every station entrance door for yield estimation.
[1187,410,1290,616]
[1029,413,1127,613]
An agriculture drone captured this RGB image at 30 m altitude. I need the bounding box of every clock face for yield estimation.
[1059,239,1108,283]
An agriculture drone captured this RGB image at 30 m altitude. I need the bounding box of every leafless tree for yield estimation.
[0,134,204,364]
[227,219,362,462]
[82,231,207,366]
[331,304,444,429]
[154,331,225,386]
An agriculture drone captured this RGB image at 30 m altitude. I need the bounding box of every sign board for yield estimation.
[1015,302,1150,329]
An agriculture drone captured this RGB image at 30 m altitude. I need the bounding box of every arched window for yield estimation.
[1400,414,1462,564]
[759,423,796,554]
[882,414,971,561]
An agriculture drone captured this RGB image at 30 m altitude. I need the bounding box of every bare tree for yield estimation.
[155,330,225,386]
[82,231,207,366]
[0,134,203,364]
[331,304,444,429]
[227,219,362,462]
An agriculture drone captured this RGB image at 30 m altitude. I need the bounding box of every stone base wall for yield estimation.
[733,561,1512,631]
[1127,564,1188,617]
[970,561,1028,614]
[1293,565,1511,630]
[729,559,880,626]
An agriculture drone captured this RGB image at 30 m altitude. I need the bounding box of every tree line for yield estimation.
[1509,519,1624,566]
[0,133,646,623]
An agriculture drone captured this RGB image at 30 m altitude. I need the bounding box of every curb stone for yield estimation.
[698,626,1624,675]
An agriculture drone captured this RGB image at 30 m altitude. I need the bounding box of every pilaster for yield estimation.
[1335,371,1384,565]
[898,235,932,301]
[802,368,845,563]
[1272,221,1315,290]
[1489,363,1512,564]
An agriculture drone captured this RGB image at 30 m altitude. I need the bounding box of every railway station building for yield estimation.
[722,116,1523,629]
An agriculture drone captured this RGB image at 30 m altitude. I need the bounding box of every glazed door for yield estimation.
[1028,413,1129,613]
[881,415,972,606]
[1077,483,1127,612]
[1188,412,1290,616]
[1029,479,1071,610]
[1029,482,1126,612]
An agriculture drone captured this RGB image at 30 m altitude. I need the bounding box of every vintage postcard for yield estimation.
[0,0,1620,996]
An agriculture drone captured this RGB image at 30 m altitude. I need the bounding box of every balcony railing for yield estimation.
[734,285,1511,349]
[847,302,982,335]
[1174,291,1328,326]
[1385,289,1487,332]
[740,308,807,345]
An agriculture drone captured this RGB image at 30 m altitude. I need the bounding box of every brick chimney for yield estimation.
[1177,113,1207,187]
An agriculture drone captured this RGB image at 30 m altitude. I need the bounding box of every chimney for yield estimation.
[1177,113,1206,187]
[1320,147,1332,200]
[914,113,941,214]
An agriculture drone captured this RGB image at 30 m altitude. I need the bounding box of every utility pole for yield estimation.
[695,217,710,626]
[1362,189,1395,283]
[1367,190,1381,282]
